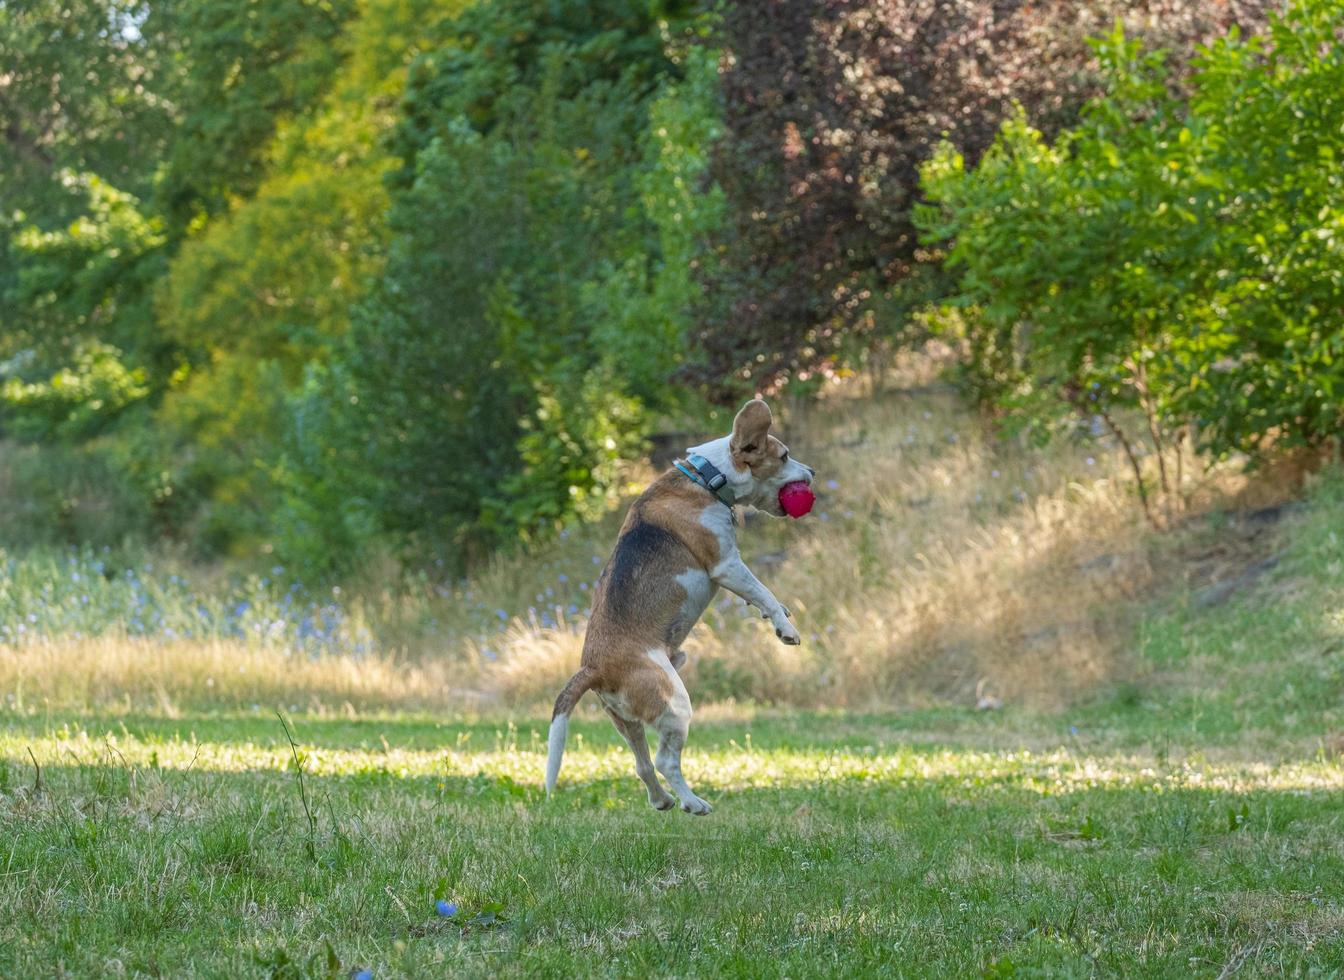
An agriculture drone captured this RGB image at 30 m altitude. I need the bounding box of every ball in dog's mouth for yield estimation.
[779,481,815,518]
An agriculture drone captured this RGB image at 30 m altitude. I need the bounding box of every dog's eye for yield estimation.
[781,450,789,461]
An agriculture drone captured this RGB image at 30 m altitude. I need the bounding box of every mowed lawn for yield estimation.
[2,709,1342,977]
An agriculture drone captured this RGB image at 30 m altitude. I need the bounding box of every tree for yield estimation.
[148,0,358,231]
[918,0,1344,522]
[692,0,1271,400]
[293,0,701,572]
[0,0,170,207]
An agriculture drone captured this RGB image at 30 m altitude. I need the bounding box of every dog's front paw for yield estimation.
[775,620,801,645]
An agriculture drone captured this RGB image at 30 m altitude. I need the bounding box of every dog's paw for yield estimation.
[775,621,801,645]
[650,792,677,811]
[680,795,713,816]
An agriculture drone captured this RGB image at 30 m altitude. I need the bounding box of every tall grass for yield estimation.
[0,350,1305,714]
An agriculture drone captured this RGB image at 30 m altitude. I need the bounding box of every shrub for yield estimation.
[0,441,152,548]
[692,0,1270,399]
[918,0,1344,517]
[291,0,710,573]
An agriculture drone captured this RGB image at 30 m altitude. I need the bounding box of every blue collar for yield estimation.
[674,453,738,510]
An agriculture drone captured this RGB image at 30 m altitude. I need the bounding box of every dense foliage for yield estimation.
[919,0,1344,518]
[300,0,709,570]
[695,0,1269,397]
[2,0,725,573]
[3,0,1339,575]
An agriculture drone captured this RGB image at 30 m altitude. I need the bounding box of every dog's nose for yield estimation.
[805,465,815,479]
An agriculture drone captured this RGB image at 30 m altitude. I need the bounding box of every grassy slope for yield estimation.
[0,361,1207,714]
[3,477,1344,976]
[1093,472,1344,753]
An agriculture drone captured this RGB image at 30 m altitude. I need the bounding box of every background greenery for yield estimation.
[13,0,1340,582]
[919,4,1344,518]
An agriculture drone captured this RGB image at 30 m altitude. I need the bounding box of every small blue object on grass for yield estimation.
[353,970,373,980]
[436,899,457,917]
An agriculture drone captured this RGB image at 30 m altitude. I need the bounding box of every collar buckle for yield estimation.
[676,454,737,511]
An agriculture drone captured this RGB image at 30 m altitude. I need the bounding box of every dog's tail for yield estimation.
[546,666,596,797]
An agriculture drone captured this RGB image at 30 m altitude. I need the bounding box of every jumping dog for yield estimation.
[545,399,815,814]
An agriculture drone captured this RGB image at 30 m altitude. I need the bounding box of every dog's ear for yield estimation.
[730,399,772,467]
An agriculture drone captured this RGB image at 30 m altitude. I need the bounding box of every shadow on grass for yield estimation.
[4,750,1342,858]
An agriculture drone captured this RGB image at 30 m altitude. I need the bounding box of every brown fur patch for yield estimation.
[573,472,726,723]
[730,399,773,468]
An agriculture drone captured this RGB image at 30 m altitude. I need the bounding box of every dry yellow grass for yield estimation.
[1,349,1298,715]
[0,636,481,715]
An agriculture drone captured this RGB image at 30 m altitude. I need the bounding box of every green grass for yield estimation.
[4,461,1344,976]
[2,706,1342,978]
[1093,471,1344,752]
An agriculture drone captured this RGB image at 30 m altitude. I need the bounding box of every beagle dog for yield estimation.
[545,399,815,813]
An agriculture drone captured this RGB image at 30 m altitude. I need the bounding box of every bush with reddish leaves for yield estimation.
[690,0,1269,399]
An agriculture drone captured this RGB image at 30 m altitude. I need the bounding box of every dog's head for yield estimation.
[688,399,815,518]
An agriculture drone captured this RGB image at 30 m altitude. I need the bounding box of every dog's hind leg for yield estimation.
[604,707,675,811]
[645,650,711,815]
[654,708,711,815]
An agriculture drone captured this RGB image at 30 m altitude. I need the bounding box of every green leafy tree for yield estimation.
[289,0,706,573]
[2,0,358,439]
[592,42,727,405]
[2,173,163,437]
[919,0,1344,521]
[1,1,175,387]
[147,0,453,554]
[0,1,171,207]
[1,341,149,442]
[148,0,358,230]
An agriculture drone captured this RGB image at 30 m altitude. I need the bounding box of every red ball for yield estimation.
[779,481,815,519]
